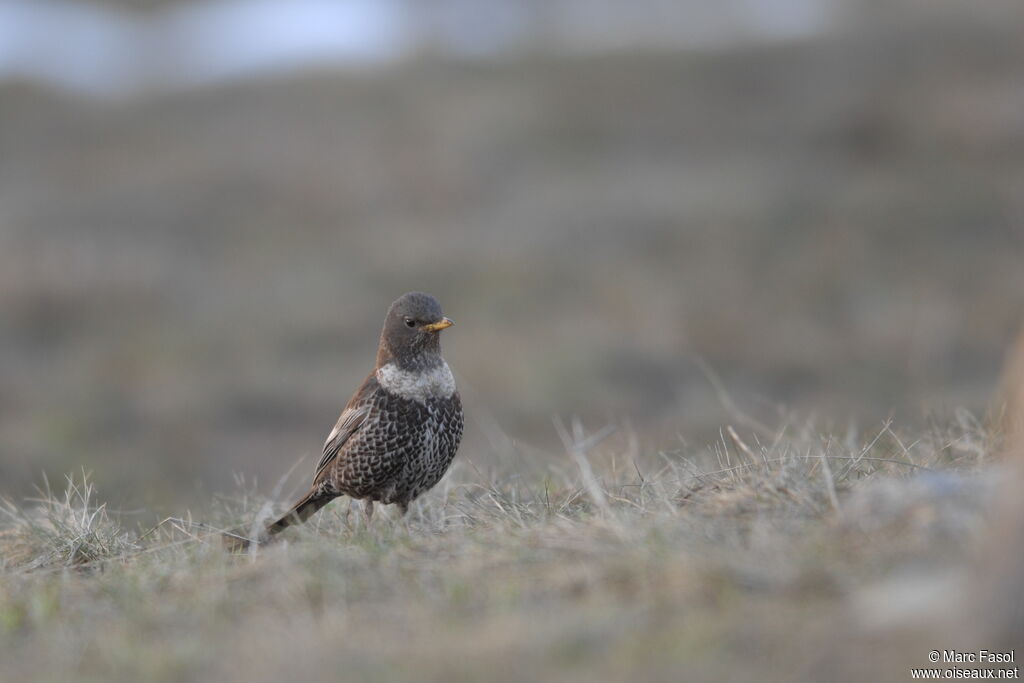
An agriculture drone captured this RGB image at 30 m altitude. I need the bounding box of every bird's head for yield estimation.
[378,292,453,368]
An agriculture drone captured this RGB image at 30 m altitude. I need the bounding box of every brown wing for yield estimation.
[312,373,379,482]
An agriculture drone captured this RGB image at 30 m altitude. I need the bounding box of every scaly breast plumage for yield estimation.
[329,388,462,503]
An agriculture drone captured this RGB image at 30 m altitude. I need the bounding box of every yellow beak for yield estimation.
[422,317,454,333]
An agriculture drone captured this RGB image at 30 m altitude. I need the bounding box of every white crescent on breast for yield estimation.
[376,362,456,404]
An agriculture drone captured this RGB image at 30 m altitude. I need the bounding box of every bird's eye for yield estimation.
[404,317,415,328]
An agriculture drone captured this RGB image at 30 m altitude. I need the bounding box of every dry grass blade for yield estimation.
[554,416,616,517]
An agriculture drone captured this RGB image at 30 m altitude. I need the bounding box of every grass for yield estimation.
[0,472,140,570]
[0,415,1007,682]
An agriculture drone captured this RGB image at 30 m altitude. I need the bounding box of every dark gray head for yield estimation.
[377,292,453,369]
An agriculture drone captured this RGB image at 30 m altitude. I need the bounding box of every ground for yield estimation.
[0,415,1010,682]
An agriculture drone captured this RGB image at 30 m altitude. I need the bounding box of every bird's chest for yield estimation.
[379,394,461,500]
[396,398,452,464]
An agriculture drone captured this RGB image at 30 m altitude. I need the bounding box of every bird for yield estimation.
[225,291,463,549]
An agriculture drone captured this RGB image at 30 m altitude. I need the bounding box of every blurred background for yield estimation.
[1,0,1023,511]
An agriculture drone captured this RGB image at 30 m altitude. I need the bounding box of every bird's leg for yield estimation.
[341,498,352,530]
[396,501,412,532]
[363,499,374,525]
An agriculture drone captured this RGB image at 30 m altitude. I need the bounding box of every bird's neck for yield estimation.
[376,338,442,372]
[376,348,440,374]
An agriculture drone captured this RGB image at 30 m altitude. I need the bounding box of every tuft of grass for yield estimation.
[0,472,139,570]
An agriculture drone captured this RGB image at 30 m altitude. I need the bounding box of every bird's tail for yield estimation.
[265,489,333,536]
[222,488,333,552]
